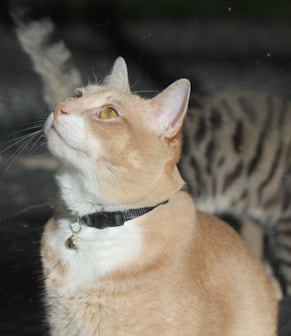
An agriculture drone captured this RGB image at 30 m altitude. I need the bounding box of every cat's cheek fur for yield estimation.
[42,217,143,292]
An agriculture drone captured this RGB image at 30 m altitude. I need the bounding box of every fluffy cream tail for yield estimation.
[12,7,82,109]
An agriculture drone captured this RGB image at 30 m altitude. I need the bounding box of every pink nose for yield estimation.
[54,103,70,118]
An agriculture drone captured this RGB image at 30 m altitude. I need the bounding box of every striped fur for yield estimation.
[13,14,291,295]
[180,91,291,294]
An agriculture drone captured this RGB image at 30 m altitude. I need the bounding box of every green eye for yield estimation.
[99,107,119,119]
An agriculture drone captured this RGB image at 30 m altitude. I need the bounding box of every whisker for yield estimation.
[131,90,160,95]
[28,133,45,154]
[1,134,38,173]
[0,129,42,155]
[129,72,142,91]
[3,120,44,138]
[0,125,45,174]
[91,66,99,83]
[11,123,43,136]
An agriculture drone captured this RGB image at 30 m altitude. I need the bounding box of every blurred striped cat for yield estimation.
[13,13,291,297]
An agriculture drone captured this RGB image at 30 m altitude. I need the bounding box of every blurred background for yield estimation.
[1,0,291,334]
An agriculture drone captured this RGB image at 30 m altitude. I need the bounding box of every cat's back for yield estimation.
[184,88,291,168]
[181,87,291,220]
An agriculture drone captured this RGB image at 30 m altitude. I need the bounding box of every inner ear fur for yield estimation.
[151,79,191,139]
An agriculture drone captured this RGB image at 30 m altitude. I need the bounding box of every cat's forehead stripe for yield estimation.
[83,86,125,104]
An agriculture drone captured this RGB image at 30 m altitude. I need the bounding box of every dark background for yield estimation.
[0,0,291,335]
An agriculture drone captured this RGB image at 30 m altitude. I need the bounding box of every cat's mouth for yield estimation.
[51,124,66,144]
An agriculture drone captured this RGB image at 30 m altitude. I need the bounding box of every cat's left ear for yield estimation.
[151,79,191,138]
[103,57,130,92]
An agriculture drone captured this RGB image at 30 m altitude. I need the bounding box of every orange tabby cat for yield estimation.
[41,57,278,335]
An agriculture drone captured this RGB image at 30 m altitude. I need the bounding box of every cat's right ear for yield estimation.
[103,57,130,93]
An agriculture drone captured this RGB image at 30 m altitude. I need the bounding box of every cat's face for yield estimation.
[44,58,190,207]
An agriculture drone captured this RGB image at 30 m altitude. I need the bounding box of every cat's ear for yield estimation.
[151,79,191,138]
[103,57,130,92]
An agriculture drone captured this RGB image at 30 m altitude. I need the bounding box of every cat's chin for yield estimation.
[44,112,90,163]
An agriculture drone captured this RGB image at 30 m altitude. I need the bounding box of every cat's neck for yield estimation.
[56,168,128,216]
[56,165,184,217]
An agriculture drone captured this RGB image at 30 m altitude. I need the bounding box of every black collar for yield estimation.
[80,200,168,229]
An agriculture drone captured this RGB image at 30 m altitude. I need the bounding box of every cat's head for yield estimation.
[44,57,190,211]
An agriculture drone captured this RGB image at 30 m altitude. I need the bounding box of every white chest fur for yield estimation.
[47,217,142,292]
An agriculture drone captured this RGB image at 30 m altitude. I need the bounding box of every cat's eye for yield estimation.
[99,107,119,119]
[68,91,82,101]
